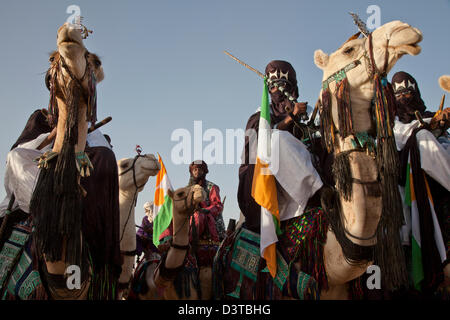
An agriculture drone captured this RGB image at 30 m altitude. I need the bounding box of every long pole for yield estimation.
[223,51,265,78]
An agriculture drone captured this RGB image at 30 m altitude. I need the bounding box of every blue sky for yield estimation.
[0,0,449,227]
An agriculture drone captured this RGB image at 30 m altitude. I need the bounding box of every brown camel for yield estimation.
[135,184,206,300]
[29,22,105,299]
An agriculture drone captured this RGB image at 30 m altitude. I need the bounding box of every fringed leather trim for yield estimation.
[35,151,94,178]
[75,151,94,177]
[36,151,59,169]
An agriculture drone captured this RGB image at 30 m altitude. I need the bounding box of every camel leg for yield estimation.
[43,238,91,300]
[117,255,134,299]
[199,266,212,300]
[141,185,205,299]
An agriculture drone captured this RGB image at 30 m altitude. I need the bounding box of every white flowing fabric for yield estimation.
[394,118,450,246]
[270,130,323,221]
[0,129,111,217]
[393,118,450,191]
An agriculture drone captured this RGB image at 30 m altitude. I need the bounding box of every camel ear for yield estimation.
[439,75,450,92]
[314,49,329,70]
[167,188,174,199]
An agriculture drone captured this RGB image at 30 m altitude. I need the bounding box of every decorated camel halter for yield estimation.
[48,51,98,129]
[119,145,146,243]
[319,13,392,154]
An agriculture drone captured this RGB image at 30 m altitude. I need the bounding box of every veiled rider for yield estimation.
[391,71,450,297]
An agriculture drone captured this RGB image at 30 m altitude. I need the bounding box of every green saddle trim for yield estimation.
[350,131,376,154]
[227,228,288,298]
[0,229,30,289]
[261,250,288,291]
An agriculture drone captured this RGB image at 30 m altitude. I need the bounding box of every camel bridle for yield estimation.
[322,33,391,243]
[57,51,92,103]
[171,187,198,243]
[321,33,390,92]
[119,153,147,244]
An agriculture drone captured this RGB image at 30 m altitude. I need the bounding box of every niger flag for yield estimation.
[251,78,281,278]
[152,154,174,247]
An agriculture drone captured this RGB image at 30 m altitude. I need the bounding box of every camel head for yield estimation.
[118,154,160,193]
[314,20,422,133]
[45,23,104,96]
[439,75,450,92]
[167,185,206,217]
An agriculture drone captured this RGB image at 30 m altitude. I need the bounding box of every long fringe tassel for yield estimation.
[30,79,84,266]
[332,152,353,202]
[87,71,97,127]
[293,208,329,293]
[373,74,408,290]
[336,78,353,138]
[47,68,58,127]
[87,254,117,300]
[320,88,334,153]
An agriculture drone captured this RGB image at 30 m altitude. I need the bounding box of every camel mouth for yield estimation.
[58,38,83,47]
[389,24,423,56]
[57,24,84,48]
[396,43,422,56]
[141,164,159,172]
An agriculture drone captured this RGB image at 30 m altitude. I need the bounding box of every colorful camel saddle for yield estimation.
[226,227,289,298]
[213,207,330,300]
[0,220,47,300]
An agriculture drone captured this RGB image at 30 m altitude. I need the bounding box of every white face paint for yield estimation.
[407,80,416,90]
[279,70,289,80]
[268,71,278,80]
[394,80,406,92]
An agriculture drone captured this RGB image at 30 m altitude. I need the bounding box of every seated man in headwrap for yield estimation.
[238,60,322,234]
[215,60,324,300]
[136,201,160,261]
[391,71,450,297]
[188,160,225,251]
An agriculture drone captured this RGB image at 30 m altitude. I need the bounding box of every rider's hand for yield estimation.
[430,107,450,131]
[292,102,307,116]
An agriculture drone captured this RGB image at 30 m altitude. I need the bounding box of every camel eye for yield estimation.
[343,47,354,55]
[176,191,185,198]
[120,162,129,169]
[49,56,55,62]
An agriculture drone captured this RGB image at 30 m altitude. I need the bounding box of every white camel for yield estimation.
[117,153,160,299]
[314,20,422,299]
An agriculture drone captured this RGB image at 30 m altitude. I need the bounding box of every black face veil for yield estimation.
[265,60,299,119]
[391,71,426,123]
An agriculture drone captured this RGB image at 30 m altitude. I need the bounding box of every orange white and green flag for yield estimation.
[152,154,174,247]
[404,154,446,290]
[251,78,281,278]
